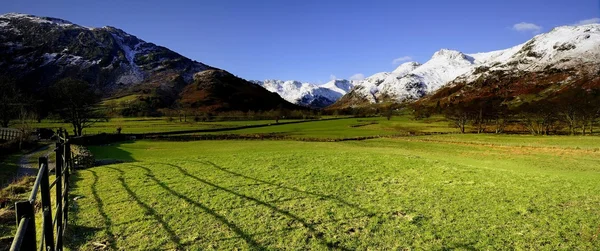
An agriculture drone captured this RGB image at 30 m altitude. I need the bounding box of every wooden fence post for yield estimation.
[40,157,55,251]
[63,141,69,228]
[55,142,63,251]
[14,201,36,250]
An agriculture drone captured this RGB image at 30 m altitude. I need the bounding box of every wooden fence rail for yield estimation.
[10,129,73,251]
[0,128,22,141]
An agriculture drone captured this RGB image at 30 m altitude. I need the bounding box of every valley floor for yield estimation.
[67,135,600,250]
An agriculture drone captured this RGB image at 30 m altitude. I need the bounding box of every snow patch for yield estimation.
[110,33,145,84]
[40,53,99,67]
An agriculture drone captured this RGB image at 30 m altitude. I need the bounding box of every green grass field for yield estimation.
[68,135,600,250]
[181,115,455,139]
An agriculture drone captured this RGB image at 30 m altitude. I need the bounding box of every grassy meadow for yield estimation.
[68,134,600,250]
[3,115,600,249]
[174,115,454,139]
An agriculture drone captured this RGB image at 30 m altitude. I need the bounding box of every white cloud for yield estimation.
[574,18,600,26]
[348,73,365,81]
[391,56,412,65]
[329,74,337,81]
[512,22,542,34]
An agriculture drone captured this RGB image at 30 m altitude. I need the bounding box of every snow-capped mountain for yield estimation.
[0,13,301,112]
[333,23,600,108]
[252,79,356,108]
[455,24,600,83]
[420,24,600,110]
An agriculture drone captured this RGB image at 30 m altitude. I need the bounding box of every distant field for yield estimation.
[69,135,600,250]
[184,115,456,139]
[10,117,301,135]
[9,115,458,137]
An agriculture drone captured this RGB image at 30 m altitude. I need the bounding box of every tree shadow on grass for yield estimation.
[106,166,183,248]
[66,170,117,250]
[87,140,137,163]
[126,164,265,250]
[153,162,353,250]
[190,159,373,216]
[442,241,478,251]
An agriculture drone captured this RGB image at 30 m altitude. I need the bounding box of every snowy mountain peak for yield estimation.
[431,49,469,61]
[323,79,353,92]
[0,12,83,28]
[456,23,600,83]
[392,62,421,75]
[253,79,356,108]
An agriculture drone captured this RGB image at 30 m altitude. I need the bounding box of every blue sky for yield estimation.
[1,0,599,83]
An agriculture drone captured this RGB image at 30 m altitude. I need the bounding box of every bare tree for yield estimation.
[383,107,393,121]
[517,101,557,135]
[554,88,600,135]
[444,103,470,133]
[50,78,105,136]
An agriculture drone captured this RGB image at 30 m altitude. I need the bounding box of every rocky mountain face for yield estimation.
[0,13,300,113]
[251,79,356,108]
[330,24,600,109]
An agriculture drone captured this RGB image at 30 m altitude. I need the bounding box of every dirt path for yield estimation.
[16,144,55,177]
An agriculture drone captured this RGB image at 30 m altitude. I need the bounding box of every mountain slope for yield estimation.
[0,13,210,90]
[0,13,300,113]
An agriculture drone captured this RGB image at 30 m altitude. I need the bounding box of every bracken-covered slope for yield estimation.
[0,13,300,112]
[331,24,600,109]
[181,70,302,112]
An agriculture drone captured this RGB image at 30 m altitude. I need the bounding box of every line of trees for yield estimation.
[0,77,106,136]
[414,88,600,135]
[159,107,322,123]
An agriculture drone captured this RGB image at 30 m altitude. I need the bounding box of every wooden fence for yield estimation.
[10,129,73,251]
[0,128,22,141]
